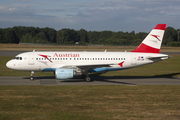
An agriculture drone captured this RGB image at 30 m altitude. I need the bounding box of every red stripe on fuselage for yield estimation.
[131,43,160,53]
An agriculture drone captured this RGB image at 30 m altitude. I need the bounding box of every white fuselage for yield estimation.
[6,51,168,72]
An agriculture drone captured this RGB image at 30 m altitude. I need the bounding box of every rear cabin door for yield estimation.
[131,54,137,65]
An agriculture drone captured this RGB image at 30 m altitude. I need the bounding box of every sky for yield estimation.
[0,0,180,32]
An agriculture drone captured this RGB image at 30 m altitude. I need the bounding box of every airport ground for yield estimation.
[0,45,180,119]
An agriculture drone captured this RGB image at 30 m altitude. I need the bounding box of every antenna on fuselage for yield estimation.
[33,49,35,52]
[104,49,107,52]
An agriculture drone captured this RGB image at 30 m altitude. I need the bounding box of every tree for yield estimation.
[163,27,177,45]
[78,29,88,43]
[0,29,5,43]
[4,29,19,43]
[47,28,56,43]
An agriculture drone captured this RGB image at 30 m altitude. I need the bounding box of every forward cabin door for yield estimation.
[131,54,137,65]
[28,53,34,65]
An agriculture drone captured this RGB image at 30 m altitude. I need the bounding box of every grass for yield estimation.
[1,45,180,120]
[0,85,180,120]
[1,54,180,77]
[1,44,180,52]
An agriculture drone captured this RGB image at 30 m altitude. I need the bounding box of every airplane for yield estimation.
[6,24,169,82]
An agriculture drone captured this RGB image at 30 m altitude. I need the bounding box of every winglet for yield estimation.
[131,24,166,53]
[118,61,125,67]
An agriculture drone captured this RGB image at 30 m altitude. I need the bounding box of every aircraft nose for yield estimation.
[6,60,12,69]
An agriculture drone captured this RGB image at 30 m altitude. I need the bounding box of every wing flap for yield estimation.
[63,64,111,71]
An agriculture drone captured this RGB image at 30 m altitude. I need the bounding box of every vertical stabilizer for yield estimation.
[131,24,166,53]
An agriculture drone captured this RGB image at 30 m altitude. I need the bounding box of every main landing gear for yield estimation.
[30,71,34,81]
[82,73,92,82]
[85,76,91,82]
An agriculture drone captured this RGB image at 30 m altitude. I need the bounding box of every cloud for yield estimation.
[0,0,180,32]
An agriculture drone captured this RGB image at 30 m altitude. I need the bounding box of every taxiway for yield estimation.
[0,76,179,85]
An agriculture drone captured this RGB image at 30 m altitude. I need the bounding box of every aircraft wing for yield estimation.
[76,64,112,71]
[62,62,124,71]
[62,64,111,71]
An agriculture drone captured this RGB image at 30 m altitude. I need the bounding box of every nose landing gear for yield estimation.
[30,71,34,81]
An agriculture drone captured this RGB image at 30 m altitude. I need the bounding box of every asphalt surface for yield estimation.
[0,76,179,85]
[1,50,180,85]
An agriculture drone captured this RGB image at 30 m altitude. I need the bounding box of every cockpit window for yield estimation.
[14,57,22,60]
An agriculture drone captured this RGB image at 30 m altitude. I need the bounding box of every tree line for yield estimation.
[0,26,179,46]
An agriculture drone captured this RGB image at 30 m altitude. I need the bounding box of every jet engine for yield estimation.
[55,68,82,79]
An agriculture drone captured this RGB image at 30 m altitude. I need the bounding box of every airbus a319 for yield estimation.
[6,24,168,82]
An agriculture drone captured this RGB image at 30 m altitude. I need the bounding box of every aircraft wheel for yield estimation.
[30,76,34,81]
[85,77,91,82]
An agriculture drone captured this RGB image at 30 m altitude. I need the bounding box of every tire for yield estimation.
[85,77,91,82]
[30,76,34,81]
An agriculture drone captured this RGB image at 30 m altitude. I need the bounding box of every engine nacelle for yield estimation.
[55,68,82,79]
[55,68,73,79]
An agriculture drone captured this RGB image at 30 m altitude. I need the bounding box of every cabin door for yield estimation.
[28,53,34,65]
[131,54,136,65]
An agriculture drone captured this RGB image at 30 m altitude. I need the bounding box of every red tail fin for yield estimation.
[131,24,166,53]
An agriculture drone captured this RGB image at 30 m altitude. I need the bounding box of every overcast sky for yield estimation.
[0,0,180,32]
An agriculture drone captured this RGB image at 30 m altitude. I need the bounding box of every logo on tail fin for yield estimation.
[150,34,161,41]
